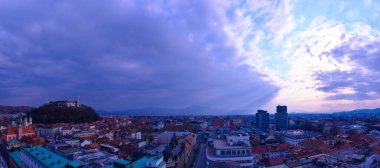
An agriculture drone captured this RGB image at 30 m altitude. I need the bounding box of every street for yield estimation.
[193,133,207,168]
[193,143,207,168]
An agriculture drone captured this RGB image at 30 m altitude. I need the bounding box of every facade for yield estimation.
[278,130,321,146]
[49,100,80,108]
[132,156,166,168]
[74,131,96,138]
[256,110,269,130]
[2,118,35,142]
[339,125,368,134]
[275,105,288,130]
[36,126,62,139]
[73,149,118,167]
[62,127,76,136]
[206,134,254,168]
[152,121,165,130]
[131,132,142,140]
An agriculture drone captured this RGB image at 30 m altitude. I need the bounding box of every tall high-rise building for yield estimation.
[256,110,269,130]
[275,105,288,130]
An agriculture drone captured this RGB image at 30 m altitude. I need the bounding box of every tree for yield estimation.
[29,104,100,123]
[330,126,339,136]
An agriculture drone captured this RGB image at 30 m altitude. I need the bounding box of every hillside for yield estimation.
[0,105,33,114]
[29,104,100,124]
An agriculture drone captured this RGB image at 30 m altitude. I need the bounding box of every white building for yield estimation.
[152,121,165,130]
[62,126,76,136]
[73,149,118,167]
[279,130,321,146]
[36,126,62,139]
[131,132,142,140]
[206,134,254,168]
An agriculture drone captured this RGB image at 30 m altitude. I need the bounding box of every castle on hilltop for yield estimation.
[48,100,80,108]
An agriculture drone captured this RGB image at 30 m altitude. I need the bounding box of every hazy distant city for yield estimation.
[1,0,380,168]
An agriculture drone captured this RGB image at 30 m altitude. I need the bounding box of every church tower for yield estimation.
[29,115,33,125]
[24,117,28,126]
[17,124,23,139]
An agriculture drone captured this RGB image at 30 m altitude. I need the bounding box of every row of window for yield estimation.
[237,159,253,163]
[220,149,251,156]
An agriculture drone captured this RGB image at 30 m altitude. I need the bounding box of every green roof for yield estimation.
[9,151,22,167]
[8,139,20,144]
[22,146,73,168]
[132,156,165,168]
[68,161,83,168]
[115,158,129,165]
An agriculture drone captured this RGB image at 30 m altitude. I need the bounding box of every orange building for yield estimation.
[2,118,36,142]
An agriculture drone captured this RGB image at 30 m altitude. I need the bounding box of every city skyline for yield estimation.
[1,0,380,113]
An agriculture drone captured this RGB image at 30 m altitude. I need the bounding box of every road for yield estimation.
[193,143,207,168]
[193,133,207,168]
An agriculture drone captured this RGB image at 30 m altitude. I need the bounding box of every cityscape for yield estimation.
[3,101,380,168]
[1,0,380,168]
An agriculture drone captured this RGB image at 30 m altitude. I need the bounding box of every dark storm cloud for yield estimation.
[315,37,380,100]
[0,0,279,111]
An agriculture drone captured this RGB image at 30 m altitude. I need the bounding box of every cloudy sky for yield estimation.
[0,0,379,113]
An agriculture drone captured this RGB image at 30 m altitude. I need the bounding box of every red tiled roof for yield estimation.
[325,122,342,127]
[22,126,35,134]
[299,138,332,153]
[335,143,353,151]
[210,120,224,127]
[373,147,380,154]
[4,127,17,135]
[267,143,289,152]
[292,148,322,159]
[252,145,268,154]
[269,157,286,166]
[373,123,380,127]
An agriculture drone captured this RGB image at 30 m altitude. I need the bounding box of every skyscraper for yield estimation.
[275,105,288,130]
[256,110,269,130]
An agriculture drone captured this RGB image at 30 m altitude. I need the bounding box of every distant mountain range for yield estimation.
[97,106,250,116]
[0,105,34,114]
[100,107,380,116]
[333,108,380,115]
[3,104,380,116]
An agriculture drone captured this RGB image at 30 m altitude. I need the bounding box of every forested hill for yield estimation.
[30,104,100,124]
[0,105,33,114]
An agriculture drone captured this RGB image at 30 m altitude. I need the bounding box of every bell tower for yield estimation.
[18,124,23,139]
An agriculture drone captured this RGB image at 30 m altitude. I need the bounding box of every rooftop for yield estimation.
[22,146,81,168]
[133,156,165,168]
[213,139,250,149]
[280,130,321,139]
[114,158,129,165]
[9,151,22,168]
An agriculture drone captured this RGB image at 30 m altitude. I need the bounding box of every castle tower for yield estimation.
[17,124,22,139]
[77,96,80,108]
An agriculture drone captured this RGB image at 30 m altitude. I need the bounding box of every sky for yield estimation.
[0,0,379,113]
